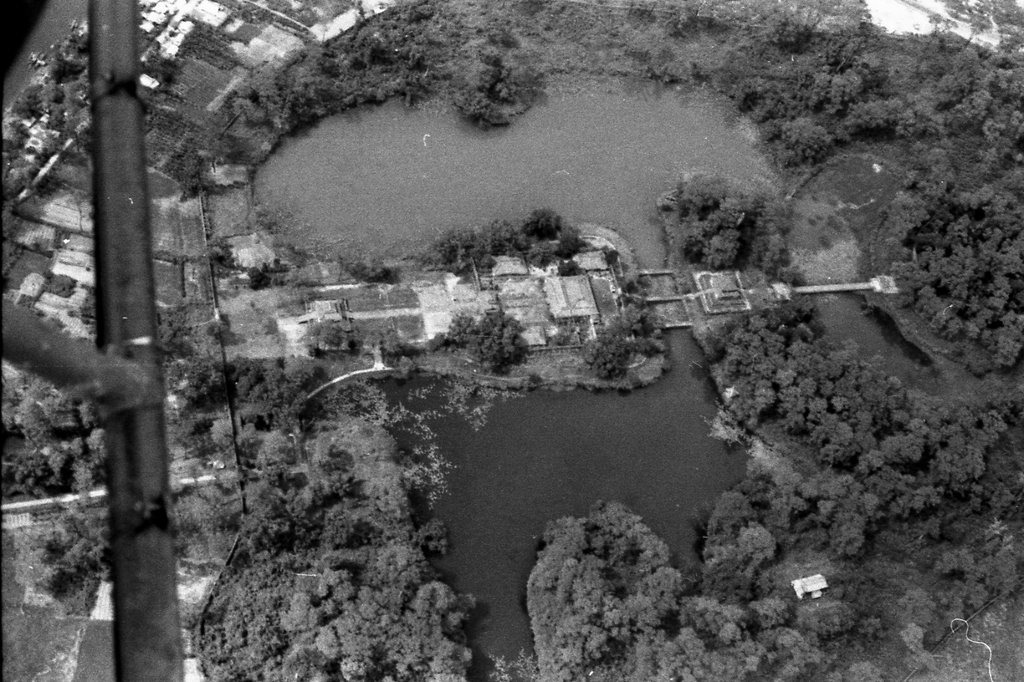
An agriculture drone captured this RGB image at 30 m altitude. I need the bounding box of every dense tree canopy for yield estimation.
[41,508,110,615]
[1,372,105,496]
[528,502,829,681]
[428,209,582,273]
[670,175,789,276]
[582,305,662,379]
[706,301,1023,610]
[884,183,1024,369]
[227,358,328,432]
[440,310,528,373]
[200,424,472,681]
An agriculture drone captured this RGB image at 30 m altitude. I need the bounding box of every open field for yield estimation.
[2,532,87,681]
[218,286,305,358]
[208,187,254,238]
[151,195,205,258]
[155,259,186,306]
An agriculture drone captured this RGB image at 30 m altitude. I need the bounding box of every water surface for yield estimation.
[257,86,776,267]
[262,83,776,678]
[388,334,745,677]
[816,293,943,392]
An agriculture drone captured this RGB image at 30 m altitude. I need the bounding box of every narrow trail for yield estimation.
[306,346,391,401]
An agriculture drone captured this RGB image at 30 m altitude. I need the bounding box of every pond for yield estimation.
[387,333,746,678]
[256,84,777,267]
[815,293,945,393]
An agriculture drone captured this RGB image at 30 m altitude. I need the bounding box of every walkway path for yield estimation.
[1,473,228,527]
[305,347,391,401]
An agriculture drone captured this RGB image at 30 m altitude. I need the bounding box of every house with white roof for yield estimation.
[791,574,828,600]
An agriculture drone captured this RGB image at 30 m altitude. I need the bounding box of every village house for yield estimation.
[15,273,46,305]
[50,249,95,287]
[491,255,530,279]
[791,574,829,600]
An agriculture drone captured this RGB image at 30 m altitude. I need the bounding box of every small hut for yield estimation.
[791,574,828,600]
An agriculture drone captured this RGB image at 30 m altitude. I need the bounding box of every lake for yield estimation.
[260,85,777,676]
[256,85,777,267]
[259,84,785,677]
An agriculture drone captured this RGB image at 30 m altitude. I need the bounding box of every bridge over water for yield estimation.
[640,270,899,330]
[776,275,900,298]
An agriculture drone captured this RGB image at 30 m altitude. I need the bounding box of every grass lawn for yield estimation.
[207,187,254,239]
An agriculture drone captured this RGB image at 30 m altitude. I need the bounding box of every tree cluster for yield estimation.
[528,501,832,681]
[711,11,1024,182]
[199,425,472,681]
[701,302,1023,648]
[2,25,91,201]
[713,302,1020,512]
[885,183,1023,370]
[40,507,110,615]
[452,46,543,127]
[436,310,528,374]
[227,358,328,434]
[670,175,789,276]
[429,208,583,273]
[306,320,362,357]
[582,305,662,379]
[227,0,463,137]
[1,373,105,497]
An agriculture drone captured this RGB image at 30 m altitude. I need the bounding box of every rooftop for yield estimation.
[791,574,828,599]
[573,250,608,272]
[544,276,598,319]
[492,255,530,278]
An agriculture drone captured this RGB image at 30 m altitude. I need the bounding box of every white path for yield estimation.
[89,581,114,621]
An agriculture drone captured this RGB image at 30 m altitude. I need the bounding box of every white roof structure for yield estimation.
[492,255,529,278]
[140,74,160,89]
[792,574,828,600]
[544,276,598,319]
[192,0,230,27]
[52,250,95,286]
[18,272,46,300]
